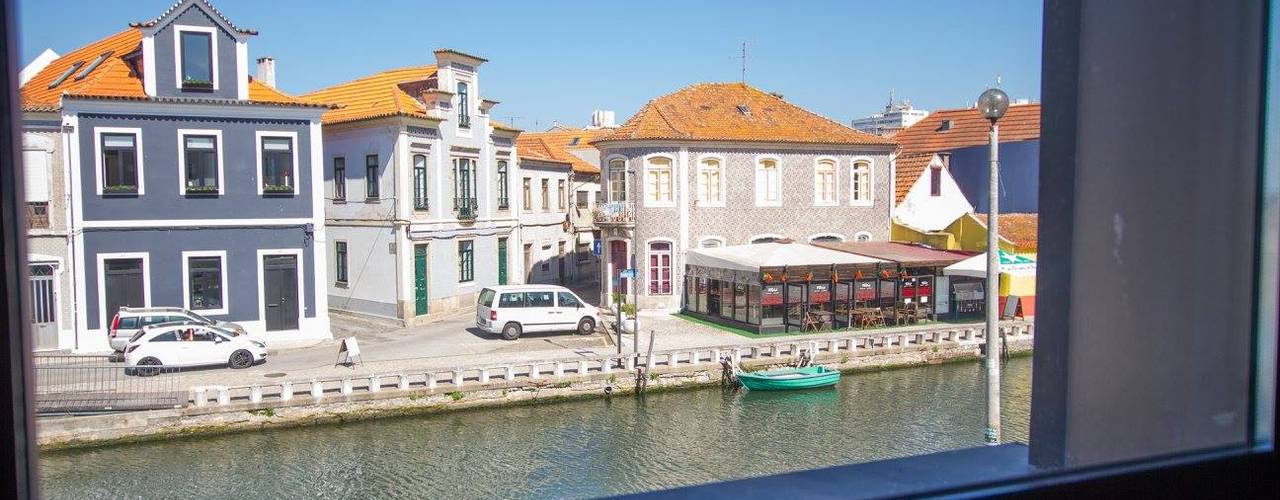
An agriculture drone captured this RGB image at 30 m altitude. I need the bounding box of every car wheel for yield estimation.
[577,317,596,335]
[229,349,254,369]
[501,322,522,340]
[135,357,162,377]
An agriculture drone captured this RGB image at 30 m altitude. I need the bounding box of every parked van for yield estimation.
[476,285,599,340]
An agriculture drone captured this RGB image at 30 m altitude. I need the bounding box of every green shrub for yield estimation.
[448,391,464,401]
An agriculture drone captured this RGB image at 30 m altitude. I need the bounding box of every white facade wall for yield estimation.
[895,155,974,232]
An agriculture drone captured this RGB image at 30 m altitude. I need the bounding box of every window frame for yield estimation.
[607,157,628,202]
[255,131,299,196]
[173,25,218,90]
[94,127,144,196]
[411,154,428,210]
[456,81,471,129]
[181,250,228,315]
[332,157,347,202]
[177,129,223,196]
[541,178,550,211]
[930,165,943,197]
[850,157,874,206]
[334,241,348,286]
[646,240,674,295]
[814,157,839,206]
[755,156,782,207]
[696,155,725,207]
[523,177,532,210]
[457,239,475,283]
[497,160,510,209]
[365,154,380,200]
[643,155,675,208]
[557,179,566,210]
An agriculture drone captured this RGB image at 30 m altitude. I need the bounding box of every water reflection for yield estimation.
[40,357,1031,499]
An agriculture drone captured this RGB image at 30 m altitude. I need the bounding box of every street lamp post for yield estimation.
[977,87,1009,446]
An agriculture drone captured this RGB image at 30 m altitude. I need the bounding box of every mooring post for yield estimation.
[193,387,207,407]
[602,358,613,374]
[554,361,565,377]
[399,374,410,390]
[452,370,464,387]
[479,369,490,384]
[341,378,353,396]
[426,373,437,390]
[280,382,293,402]
[249,385,262,404]
[369,376,381,393]
[504,365,515,380]
[530,363,541,379]
[311,380,324,400]
[216,386,230,406]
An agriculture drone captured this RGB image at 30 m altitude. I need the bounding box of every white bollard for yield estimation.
[809,341,818,357]
[554,362,564,377]
[691,350,701,366]
[280,382,293,401]
[828,339,838,352]
[712,349,722,363]
[216,386,230,406]
[530,364,541,379]
[399,374,410,390]
[426,373,437,390]
[505,366,515,380]
[193,387,207,407]
[602,358,613,374]
[578,360,588,375]
[311,380,324,400]
[480,369,490,384]
[625,356,635,371]
[733,348,742,365]
[341,379,353,396]
[369,376,381,393]
[452,370,464,387]
[646,355,655,369]
[250,386,263,404]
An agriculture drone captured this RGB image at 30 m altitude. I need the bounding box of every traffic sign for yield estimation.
[592,239,602,256]
[619,268,637,279]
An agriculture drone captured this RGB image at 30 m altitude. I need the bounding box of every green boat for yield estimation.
[737,366,841,391]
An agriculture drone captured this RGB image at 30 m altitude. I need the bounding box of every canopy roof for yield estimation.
[813,241,972,267]
[686,242,884,273]
[943,251,1037,278]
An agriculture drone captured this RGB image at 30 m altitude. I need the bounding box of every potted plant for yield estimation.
[185,184,218,195]
[182,78,213,90]
[262,184,294,194]
[102,184,137,195]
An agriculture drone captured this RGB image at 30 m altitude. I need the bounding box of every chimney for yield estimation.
[768,91,784,100]
[256,57,276,88]
[590,110,616,129]
[938,152,952,169]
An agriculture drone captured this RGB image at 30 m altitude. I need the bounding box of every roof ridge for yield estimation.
[131,0,258,35]
[739,84,891,145]
[649,105,688,138]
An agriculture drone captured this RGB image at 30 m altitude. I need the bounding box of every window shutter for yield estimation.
[23,151,50,202]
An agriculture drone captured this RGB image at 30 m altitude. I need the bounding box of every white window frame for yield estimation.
[696,155,725,207]
[698,236,727,248]
[93,127,145,196]
[173,25,220,91]
[256,248,306,332]
[813,157,839,206]
[643,154,675,208]
[255,131,300,196]
[177,129,225,196]
[95,252,151,329]
[849,156,875,207]
[854,231,874,242]
[606,156,628,203]
[755,155,782,207]
[644,238,676,296]
[181,250,229,315]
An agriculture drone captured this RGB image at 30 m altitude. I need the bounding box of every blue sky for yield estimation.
[18,0,1042,131]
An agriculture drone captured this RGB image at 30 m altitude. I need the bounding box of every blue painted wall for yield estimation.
[945,140,1040,213]
[82,227,318,330]
[77,113,313,221]
[151,4,241,100]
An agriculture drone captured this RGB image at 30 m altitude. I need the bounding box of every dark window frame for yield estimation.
[413,154,428,210]
[260,136,295,195]
[179,31,214,89]
[497,160,509,209]
[186,255,223,311]
[333,157,347,202]
[335,241,348,285]
[100,132,138,195]
[930,166,942,197]
[458,240,475,283]
[457,82,471,129]
[182,134,218,195]
[365,154,380,200]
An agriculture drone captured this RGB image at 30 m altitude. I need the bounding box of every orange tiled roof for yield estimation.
[974,213,1039,251]
[894,152,938,204]
[491,120,521,133]
[593,82,895,147]
[302,65,440,125]
[22,27,320,111]
[517,127,609,174]
[895,103,1040,154]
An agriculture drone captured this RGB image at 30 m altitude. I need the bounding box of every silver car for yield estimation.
[108,306,248,352]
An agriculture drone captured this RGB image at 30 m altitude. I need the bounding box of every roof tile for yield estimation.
[517,127,609,174]
[302,65,439,125]
[973,213,1039,251]
[894,152,938,204]
[895,103,1040,154]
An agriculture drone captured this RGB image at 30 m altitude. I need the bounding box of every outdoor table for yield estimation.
[809,310,834,331]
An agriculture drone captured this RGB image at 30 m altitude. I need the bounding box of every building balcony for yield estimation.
[455,197,478,221]
[592,201,634,226]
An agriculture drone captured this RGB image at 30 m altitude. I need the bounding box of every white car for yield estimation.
[124,323,267,375]
[476,285,600,340]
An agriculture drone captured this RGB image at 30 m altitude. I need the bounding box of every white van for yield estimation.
[476,285,600,340]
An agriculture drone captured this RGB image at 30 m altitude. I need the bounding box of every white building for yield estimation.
[892,152,973,232]
[851,96,929,136]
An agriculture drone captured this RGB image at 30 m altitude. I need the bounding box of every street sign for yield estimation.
[619,268,637,279]
[592,239,602,256]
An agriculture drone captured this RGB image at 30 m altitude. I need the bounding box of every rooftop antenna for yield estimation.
[504,115,523,131]
[887,89,895,112]
[739,41,747,83]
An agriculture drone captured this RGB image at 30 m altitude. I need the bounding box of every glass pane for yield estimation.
[180,32,212,82]
[185,136,215,149]
[102,134,134,148]
[263,138,292,151]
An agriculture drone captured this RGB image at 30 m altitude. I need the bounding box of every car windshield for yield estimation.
[186,311,213,324]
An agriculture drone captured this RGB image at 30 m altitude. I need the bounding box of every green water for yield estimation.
[39,357,1032,499]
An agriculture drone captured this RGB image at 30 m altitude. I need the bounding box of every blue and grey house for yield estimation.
[19,0,333,351]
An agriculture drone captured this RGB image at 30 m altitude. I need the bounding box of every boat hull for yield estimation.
[738,366,841,390]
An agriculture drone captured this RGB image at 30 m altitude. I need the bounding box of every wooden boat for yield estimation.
[737,366,840,391]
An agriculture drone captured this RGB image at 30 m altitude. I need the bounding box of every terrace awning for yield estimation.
[943,251,1038,278]
[685,242,884,273]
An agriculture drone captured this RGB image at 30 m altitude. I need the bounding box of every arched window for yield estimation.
[648,241,672,295]
[815,159,837,204]
[756,158,780,206]
[413,154,428,210]
[699,237,724,248]
[645,157,673,205]
[751,236,780,244]
[608,158,627,202]
[496,160,509,209]
[810,234,843,243]
[851,161,871,205]
[697,158,723,205]
[855,231,873,242]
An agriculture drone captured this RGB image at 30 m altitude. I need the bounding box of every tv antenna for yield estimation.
[738,41,748,83]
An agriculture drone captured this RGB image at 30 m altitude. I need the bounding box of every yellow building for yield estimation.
[892,212,1037,255]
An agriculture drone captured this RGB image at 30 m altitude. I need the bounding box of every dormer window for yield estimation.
[176,27,216,90]
[457,82,471,129]
[938,119,953,131]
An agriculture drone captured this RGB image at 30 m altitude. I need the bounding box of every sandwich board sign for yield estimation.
[335,337,362,367]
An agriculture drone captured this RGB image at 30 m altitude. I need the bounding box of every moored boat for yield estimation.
[737,366,840,391]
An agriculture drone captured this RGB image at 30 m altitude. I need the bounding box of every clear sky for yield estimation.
[18,0,1042,131]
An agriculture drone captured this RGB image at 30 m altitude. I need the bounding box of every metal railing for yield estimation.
[592,201,635,225]
[455,197,478,220]
[33,354,185,414]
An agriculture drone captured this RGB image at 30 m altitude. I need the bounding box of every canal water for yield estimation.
[39,356,1032,499]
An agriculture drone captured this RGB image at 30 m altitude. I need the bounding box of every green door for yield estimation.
[414,244,428,315]
[498,238,508,285]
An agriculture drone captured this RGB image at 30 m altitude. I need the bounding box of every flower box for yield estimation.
[262,184,294,194]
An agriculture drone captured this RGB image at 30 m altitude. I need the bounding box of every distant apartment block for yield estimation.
[850,97,929,136]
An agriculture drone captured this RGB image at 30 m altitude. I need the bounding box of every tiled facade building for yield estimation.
[592,83,897,312]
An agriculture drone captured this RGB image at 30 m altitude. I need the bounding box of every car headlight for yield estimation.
[251,340,266,348]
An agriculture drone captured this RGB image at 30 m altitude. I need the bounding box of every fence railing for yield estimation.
[187,321,1034,410]
[592,201,634,225]
[33,355,185,414]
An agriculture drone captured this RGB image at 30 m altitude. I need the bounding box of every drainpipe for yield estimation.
[61,119,80,351]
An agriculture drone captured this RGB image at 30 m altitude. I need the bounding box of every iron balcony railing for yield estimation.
[497,197,510,210]
[455,197,478,220]
[592,201,635,225]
